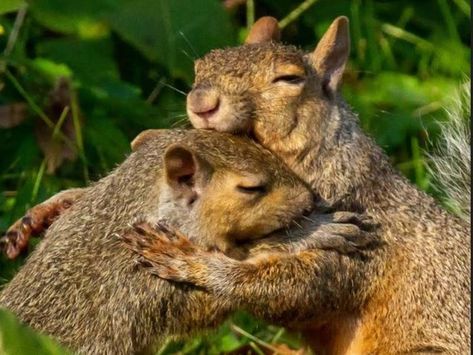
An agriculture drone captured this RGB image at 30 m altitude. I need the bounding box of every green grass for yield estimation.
[0,0,470,353]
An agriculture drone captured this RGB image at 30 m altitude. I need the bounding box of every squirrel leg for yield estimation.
[0,188,86,259]
[121,217,379,322]
[122,223,336,321]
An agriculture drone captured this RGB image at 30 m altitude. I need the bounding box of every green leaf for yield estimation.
[29,0,116,38]
[36,38,119,84]
[0,309,68,355]
[430,38,470,77]
[109,0,235,83]
[28,58,73,83]
[0,0,25,15]
[85,116,130,168]
[217,333,241,352]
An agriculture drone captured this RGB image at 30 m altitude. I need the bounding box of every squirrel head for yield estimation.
[134,129,315,253]
[187,16,350,161]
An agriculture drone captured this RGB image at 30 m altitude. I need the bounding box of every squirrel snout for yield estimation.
[187,88,220,120]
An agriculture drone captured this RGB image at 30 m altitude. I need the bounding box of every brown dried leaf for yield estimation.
[35,77,82,173]
[223,0,246,10]
[0,102,27,128]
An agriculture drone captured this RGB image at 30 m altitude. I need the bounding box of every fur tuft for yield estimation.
[428,80,471,222]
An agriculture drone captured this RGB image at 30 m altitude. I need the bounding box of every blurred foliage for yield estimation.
[0,0,470,353]
[0,308,68,354]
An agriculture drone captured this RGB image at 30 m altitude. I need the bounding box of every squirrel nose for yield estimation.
[187,88,220,120]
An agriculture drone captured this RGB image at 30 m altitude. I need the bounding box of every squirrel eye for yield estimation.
[272,75,305,85]
[237,185,267,194]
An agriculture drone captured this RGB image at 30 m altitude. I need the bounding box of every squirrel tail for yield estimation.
[428,80,471,222]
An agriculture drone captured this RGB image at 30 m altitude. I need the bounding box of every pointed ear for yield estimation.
[131,129,168,151]
[311,16,350,96]
[245,16,281,44]
[164,144,210,205]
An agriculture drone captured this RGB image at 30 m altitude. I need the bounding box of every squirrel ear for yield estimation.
[164,144,197,184]
[131,129,168,151]
[164,144,210,205]
[310,16,350,96]
[245,16,281,44]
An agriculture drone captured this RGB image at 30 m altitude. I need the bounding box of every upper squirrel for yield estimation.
[0,129,373,354]
[129,16,470,354]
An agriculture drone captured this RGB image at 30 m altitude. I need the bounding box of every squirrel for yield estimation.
[126,16,470,354]
[0,128,375,354]
[2,15,468,354]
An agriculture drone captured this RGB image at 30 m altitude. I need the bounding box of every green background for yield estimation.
[0,0,470,353]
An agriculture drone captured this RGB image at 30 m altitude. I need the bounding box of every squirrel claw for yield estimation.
[1,193,77,259]
[0,233,20,259]
[331,211,380,233]
[122,221,204,284]
[1,217,34,259]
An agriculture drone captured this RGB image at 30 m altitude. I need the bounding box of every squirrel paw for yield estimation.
[303,211,381,255]
[121,221,207,284]
[331,211,378,232]
[0,196,74,259]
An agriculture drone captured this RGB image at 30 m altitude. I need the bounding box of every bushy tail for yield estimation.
[428,80,470,222]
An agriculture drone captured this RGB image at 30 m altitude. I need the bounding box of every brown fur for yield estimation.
[0,129,372,354]
[176,16,470,354]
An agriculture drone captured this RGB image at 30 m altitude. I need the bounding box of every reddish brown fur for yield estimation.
[0,188,85,258]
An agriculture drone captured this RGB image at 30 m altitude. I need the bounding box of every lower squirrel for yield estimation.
[128,17,470,354]
[0,129,374,354]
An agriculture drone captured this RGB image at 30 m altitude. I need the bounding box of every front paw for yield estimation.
[331,211,378,232]
[308,212,381,255]
[120,222,207,284]
[0,198,73,259]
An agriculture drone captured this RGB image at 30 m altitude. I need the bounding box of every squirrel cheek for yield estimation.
[211,98,245,131]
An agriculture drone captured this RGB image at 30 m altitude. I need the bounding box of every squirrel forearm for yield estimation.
[193,249,344,323]
[1,187,88,258]
[126,215,372,323]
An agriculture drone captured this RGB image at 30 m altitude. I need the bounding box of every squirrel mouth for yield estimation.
[195,101,220,120]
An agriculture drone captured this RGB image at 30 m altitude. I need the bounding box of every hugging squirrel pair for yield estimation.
[1,16,470,355]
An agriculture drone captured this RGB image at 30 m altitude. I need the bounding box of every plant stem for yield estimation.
[279,0,318,29]
[52,106,70,139]
[231,324,280,354]
[5,69,79,155]
[3,4,28,57]
[31,159,46,203]
[71,92,89,183]
[246,0,255,29]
